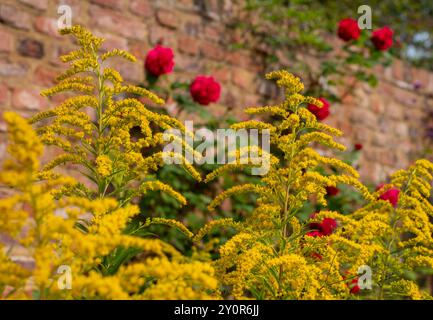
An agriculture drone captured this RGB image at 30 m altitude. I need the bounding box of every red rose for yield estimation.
[190,75,221,105]
[308,213,337,236]
[308,212,321,230]
[320,218,338,236]
[349,278,360,294]
[371,26,393,51]
[306,230,323,237]
[354,143,363,151]
[326,186,340,196]
[337,18,361,41]
[378,186,400,207]
[145,45,174,76]
[307,97,330,121]
[343,273,361,294]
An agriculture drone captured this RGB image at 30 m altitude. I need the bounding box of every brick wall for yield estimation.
[1,0,433,184]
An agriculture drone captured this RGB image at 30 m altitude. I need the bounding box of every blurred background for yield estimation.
[1,1,433,286]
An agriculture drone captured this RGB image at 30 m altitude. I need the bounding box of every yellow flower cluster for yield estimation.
[2,26,433,300]
[0,113,218,299]
[202,70,433,300]
[30,25,199,205]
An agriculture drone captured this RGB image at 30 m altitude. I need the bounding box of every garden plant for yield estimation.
[0,24,433,300]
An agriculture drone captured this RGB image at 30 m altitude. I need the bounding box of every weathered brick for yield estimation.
[394,122,408,137]
[0,83,10,105]
[148,26,176,47]
[183,17,201,37]
[130,0,153,18]
[34,65,58,87]
[371,132,388,147]
[90,0,123,10]
[178,35,199,55]
[0,60,28,77]
[18,39,44,59]
[129,42,150,61]
[94,31,129,51]
[200,41,224,60]
[209,66,231,83]
[0,4,32,30]
[112,60,143,83]
[89,5,146,40]
[386,102,404,120]
[225,50,253,68]
[156,9,178,29]
[19,0,48,10]
[0,29,14,53]
[12,88,46,110]
[370,94,385,113]
[232,68,254,90]
[244,94,261,108]
[34,17,62,38]
[203,25,223,42]
[175,54,202,73]
[392,59,404,81]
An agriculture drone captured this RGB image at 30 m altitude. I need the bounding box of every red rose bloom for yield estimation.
[337,18,361,41]
[320,218,338,236]
[307,97,330,121]
[145,45,174,76]
[190,75,221,105]
[326,186,340,196]
[371,26,393,51]
[349,278,360,294]
[378,187,400,207]
[306,230,323,237]
[308,213,337,236]
[354,143,363,151]
[343,273,361,294]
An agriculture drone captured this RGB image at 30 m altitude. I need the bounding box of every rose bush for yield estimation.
[145,45,175,76]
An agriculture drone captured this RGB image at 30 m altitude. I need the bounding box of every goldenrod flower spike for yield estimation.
[31,25,199,205]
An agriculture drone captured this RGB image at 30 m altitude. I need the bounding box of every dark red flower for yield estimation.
[320,218,338,236]
[190,75,221,105]
[378,186,400,207]
[306,230,323,237]
[343,273,361,294]
[354,143,363,151]
[371,26,393,51]
[349,277,360,294]
[326,186,340,196]
[308,213,337,236]
[307,97,330,121]
[311,252,323,260]
[145,45,174,76]
[308,212,321,231]
[337,18,361,41]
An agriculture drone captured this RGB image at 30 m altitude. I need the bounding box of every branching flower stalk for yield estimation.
[200,70,433,300]
[30,26,200,208]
